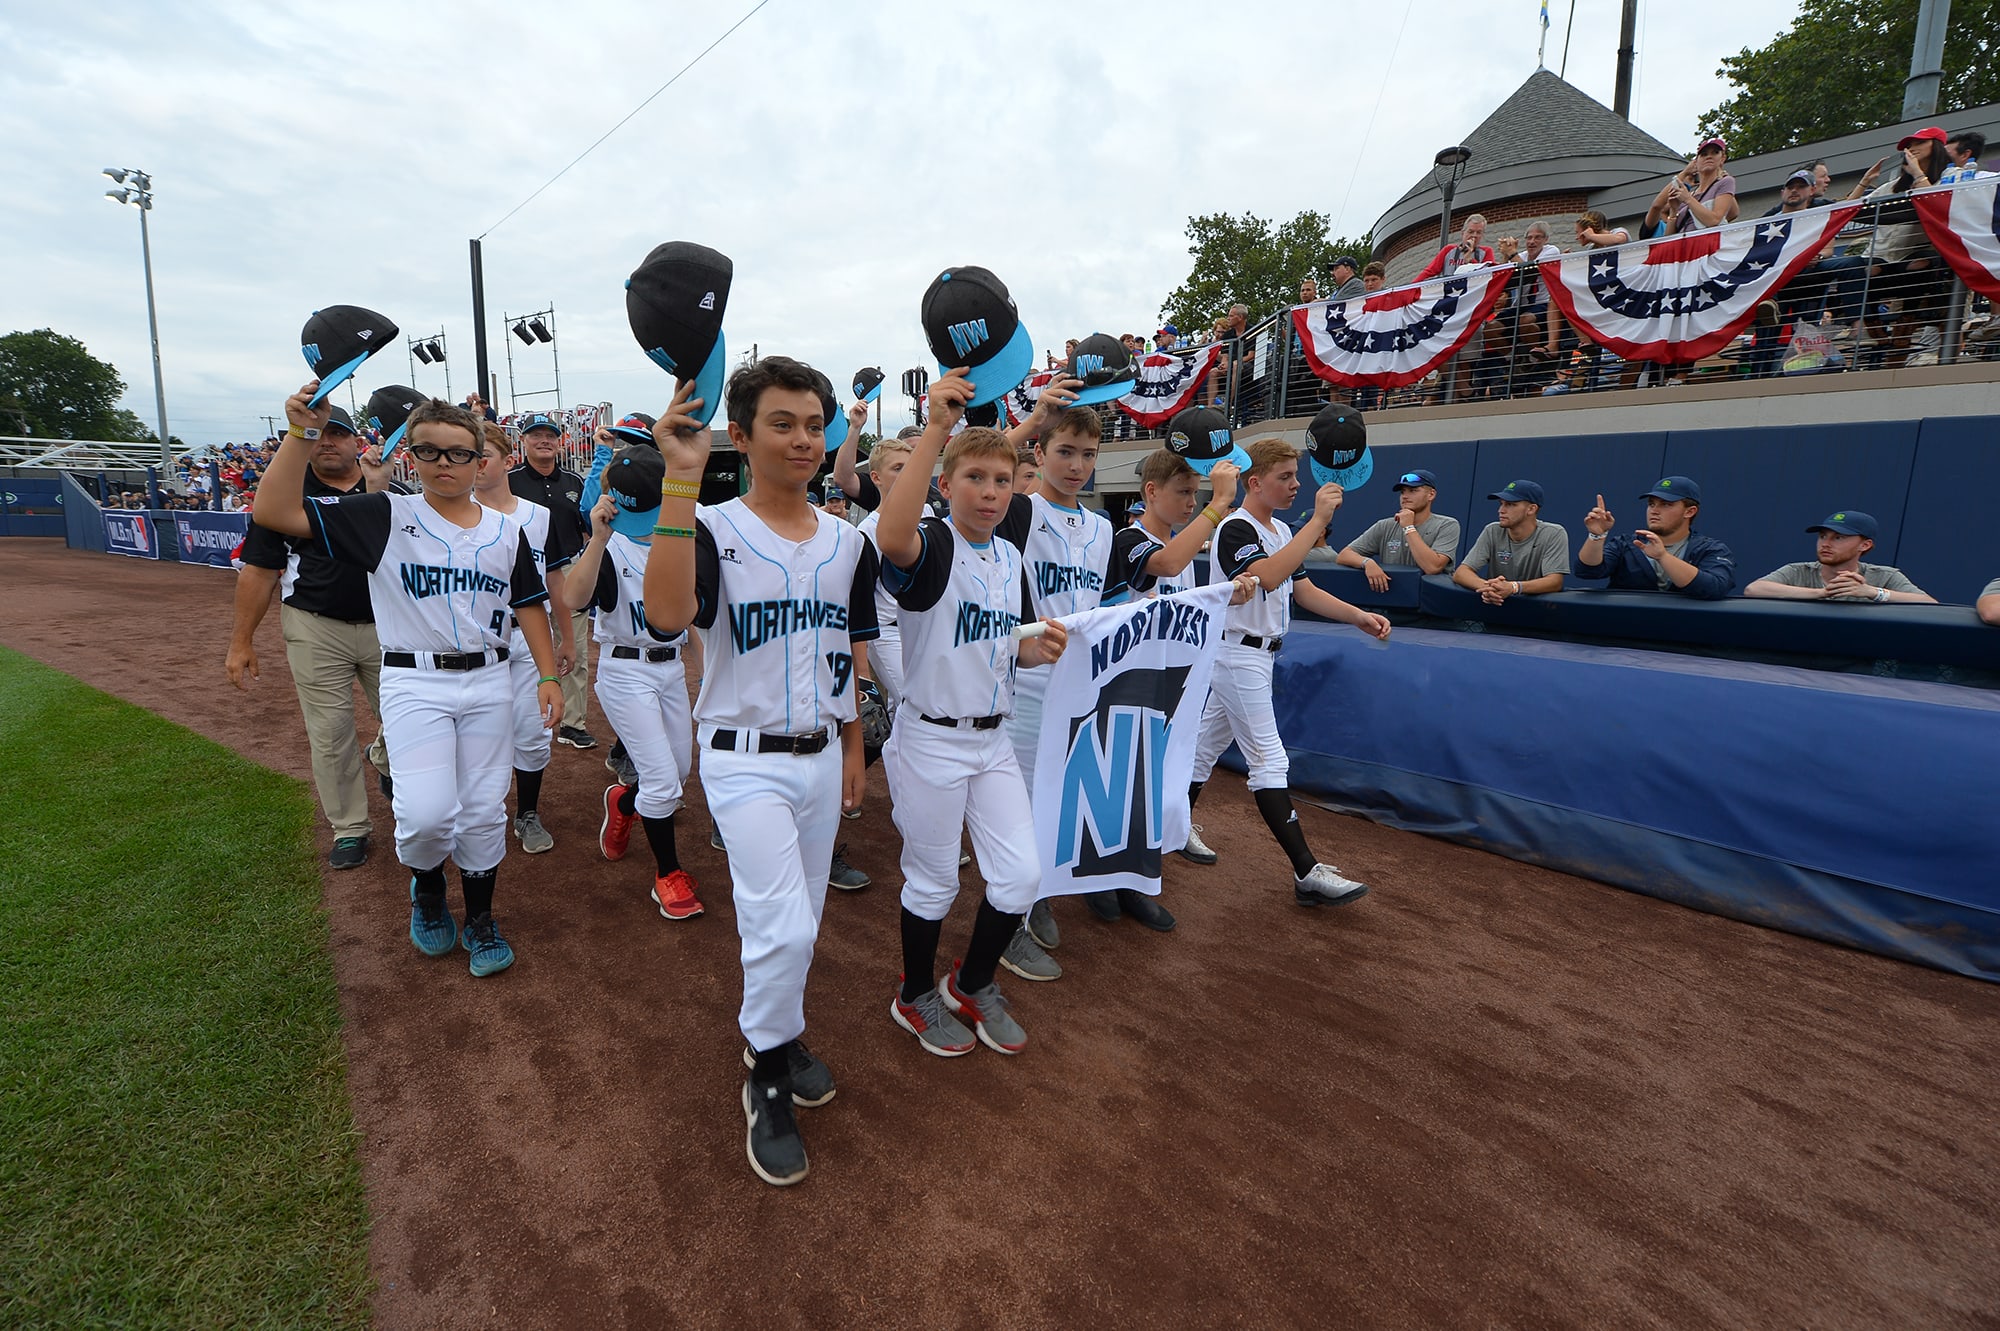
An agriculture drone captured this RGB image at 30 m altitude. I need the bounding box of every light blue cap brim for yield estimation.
[307,351,371,406]
[858,382,883,404]
[610,503,659,539]
[1069,375,1135,407]
[1310,449,1375,489]
[685,332,726,428]
[1186,445,1252,477]
[938,320,1035,408]
[824,406,848,454]
[380,420,411,460]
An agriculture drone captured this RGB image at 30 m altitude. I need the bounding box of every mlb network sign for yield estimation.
[1030,585,1231,897]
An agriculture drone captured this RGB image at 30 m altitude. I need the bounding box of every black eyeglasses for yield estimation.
[409,444,479,465]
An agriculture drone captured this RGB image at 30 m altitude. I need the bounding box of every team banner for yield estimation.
[1912,178,2000,300]
[1539,202,1862,362]
[1114,345,1224,427]
[103,510,160,560]
[1292,267,1516,388]
[175,511,250,569]
[1031,583,1232,898]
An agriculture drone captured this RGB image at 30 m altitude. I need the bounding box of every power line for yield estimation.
[1331,0,1415,238]
[479,0,777,239]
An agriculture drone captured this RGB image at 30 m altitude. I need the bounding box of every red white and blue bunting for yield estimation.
[1001,344,1224,429]
[1538,203,1861,362]
[1291,267,1517,388]
[1913,178,2000,300]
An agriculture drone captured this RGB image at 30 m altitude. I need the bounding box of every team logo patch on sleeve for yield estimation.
[1233,542,1262,564]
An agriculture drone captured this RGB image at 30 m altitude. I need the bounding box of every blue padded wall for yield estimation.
[1896,417,2000,606]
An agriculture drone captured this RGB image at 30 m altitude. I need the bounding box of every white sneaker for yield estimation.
[1294,863,1369,907]
[1180,824,1219,865]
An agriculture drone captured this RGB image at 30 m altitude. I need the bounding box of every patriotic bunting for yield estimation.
[1291,268,1516,389]
[1114,345,1224,427]
[1912,178,2000,300]
[1538,203,1861,362]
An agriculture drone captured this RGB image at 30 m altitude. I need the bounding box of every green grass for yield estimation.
[0,647,370,1329]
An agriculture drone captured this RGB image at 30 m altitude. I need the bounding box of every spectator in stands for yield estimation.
[1361,262,1387,293]
[1297,276,1319,304]
[1942,130,1986,183]
[1155,324,1179,352]
[1327,256,1365,302]
[1758,169,1869,342]
[1574,477,1735,598]
[1812,160,1834,201]
[1850,129,1955,363]
[1744,512,1937,603]
[1452,480,1569,603]
[1644,137,1739,236]
[1417,216,1494,280]
[1121,333,1144,355]
[1336,469,1460,589]
[1977,578,2000,626]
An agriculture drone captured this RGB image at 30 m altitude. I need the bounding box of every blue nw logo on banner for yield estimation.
[1053,665,1190,879]
[948,319,989,356]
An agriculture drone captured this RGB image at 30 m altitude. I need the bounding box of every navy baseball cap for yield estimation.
[922,265,1034,408]
[1066,332,1138,407]
[301,305,397,406]
[1488,479,1546,506]
[608,413,656,448]
[1164,405,1251,477]
[606,444,665,538]
[1393,469,1438,490]
[365,384,423,457]
[853,366,885,404]
[518,412,560,437]
[1642,475,1702,503]
[1307,403,1372,489]
[625,241,731,427]
[324,405,358,436]
[1807,510,1878,538]
[1331,254,1360,271]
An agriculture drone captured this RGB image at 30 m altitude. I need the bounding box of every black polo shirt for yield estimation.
[240,468,375,623]
[508,459,588,549]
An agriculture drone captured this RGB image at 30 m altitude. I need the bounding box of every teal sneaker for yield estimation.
[461,911,516,977]
[409,879,457,957]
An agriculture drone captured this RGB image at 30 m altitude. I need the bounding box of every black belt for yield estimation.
[610,645,679,662]
[920,712,1005,730]
[383,647,508,671]
[1231,633,1284,651]
[707,724,838,755]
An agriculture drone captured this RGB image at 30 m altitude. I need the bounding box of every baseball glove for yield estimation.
[857,677,893,750]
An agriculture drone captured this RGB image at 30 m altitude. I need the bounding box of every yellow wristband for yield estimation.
[652,524,695,538]
[660,479,701,500]
[287,424,320,440]
[1200,505,1224,526]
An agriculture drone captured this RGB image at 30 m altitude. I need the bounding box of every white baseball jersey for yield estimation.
[1210,509,1306,639]
[882,516,1034,720]
[491,496,575,656]
[308,490,546,653]
[997,492,1123,618]
[591,531,688,650]
[1111,523,1196,599]
[687,499,880,734]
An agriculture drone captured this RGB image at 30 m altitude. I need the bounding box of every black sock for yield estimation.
[899,909,944,1003]
[1188,781,1205,809]
[752,1042,790,1083]
[514,766,543,816]
[642,813,681,876]
[462,867,497,920]
[958,900,1024,994]
[1254,787,1317,878]
[413,863,447,898]
[617,784,638,817]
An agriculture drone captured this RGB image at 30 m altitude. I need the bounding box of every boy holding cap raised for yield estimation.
[1337,469,1460,591]
[1452,480,1570,604]
[1575,476,1735,598]
[1745,512,1936,603]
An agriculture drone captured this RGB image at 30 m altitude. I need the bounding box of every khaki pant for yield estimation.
[281,606,388,839]
[560,608,592,729]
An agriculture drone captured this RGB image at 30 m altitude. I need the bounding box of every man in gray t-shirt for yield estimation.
[1451,479,1570,605]
[1336,467,1460,590]
[1978,577,2000,626]
[1744,510,1937,604]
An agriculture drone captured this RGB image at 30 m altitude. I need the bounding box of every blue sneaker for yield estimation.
[461,911,515,977]
[408,879,457,957]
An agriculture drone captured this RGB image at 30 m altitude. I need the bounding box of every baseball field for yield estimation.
[4,538,1996,1330]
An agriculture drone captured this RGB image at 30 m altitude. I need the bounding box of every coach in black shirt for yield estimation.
[508,412,597,748]
[227,406,389,870]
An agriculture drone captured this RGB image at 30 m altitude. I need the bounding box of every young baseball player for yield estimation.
[990,377,1120,979]
[472,422,576,855]
[642,359,879,1188]
[873,368,1068,1057]
[1188,438,1391,905]
[257,384,562,976]
[563,451,701,921]
[850,431,929,714]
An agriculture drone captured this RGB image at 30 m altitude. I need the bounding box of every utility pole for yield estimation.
[1612,0,1638,119]
[1903,0,1951,119]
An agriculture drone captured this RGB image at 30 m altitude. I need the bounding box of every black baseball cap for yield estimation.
[922,265,1034,408]
[1306,404,1372,488]
[518,412,560,437]
[625,241,731,427]
[606,444,665,538]
[1393,469,1438,490]
[853,366,885,404]
[1066,332,1137,407]
[1164,405,1251,476]
[301,305,398,406]
[965,401,1001,429]
[1807,510,1878,538]
[324,405,358,436]
[1331,254,1359,271]
[1783,169,1816,188]
[814,369,851,454]
[1488,479,1546,506]
[608,412,656,448]
[1642,475,1702,503]
[364,384,423,456]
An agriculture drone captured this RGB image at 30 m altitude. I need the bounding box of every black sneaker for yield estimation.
[377,770,394,801]
[1117,888,1177,932]
[556,725,598,750]
[1083,890,1122,922]
[741,1041,836,1107]
[329,835,369,871]
[828,845,871,891]
[742,1078,809,1186]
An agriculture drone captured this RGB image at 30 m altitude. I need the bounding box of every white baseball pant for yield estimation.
[701,740,842,1052]
[1190,644,1289,791]
[883,714,1040,921]
[867,625,905,714]
[593,652,693,819]
[506,633,553,773]
[1005,665,1049,785]
[378,664,513,872]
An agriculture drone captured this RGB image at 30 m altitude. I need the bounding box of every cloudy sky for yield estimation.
[3,0,1800,443]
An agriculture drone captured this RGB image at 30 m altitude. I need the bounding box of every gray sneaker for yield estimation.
[605,749,639,789]
[890,987,975,1057]
[1025,899,1060,950]
[741,1041,837,1106]
[998,926,1062,982]
[1180,823,1219,865]
[1295,863,1369,907]
[514,811,554,854]
[710,826,726,852]
[943,968,1027,1054]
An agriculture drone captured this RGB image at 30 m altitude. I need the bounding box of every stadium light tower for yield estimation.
[1431,145,1473,254]
[102,167,173,475]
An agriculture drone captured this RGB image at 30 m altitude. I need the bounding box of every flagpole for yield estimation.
[1537,0,1549,69]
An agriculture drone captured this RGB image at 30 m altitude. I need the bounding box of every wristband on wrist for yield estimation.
[652,524,695,538]
[1874,587,1889,603]
[288,424,321,441]
[660,479,701,499]
[538,675,559,685]
[1200,505,1224,527]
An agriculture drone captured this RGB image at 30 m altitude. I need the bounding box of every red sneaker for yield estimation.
[599,784,634,860]
[651,869,704,920]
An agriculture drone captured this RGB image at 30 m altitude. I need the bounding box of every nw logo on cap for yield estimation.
[1207,428,1230,449]
[699,291,715,311]
[303,343,321,366]
[948,319,989,357]
[1076,354,1105,375]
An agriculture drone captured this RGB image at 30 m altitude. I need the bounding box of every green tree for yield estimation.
[0,329,152,440]
[1161,212,1375,334]
[1697,0,2000,157]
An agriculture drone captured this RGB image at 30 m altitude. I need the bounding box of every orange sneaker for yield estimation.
[651,869,704,920]
[599,784,634,860]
